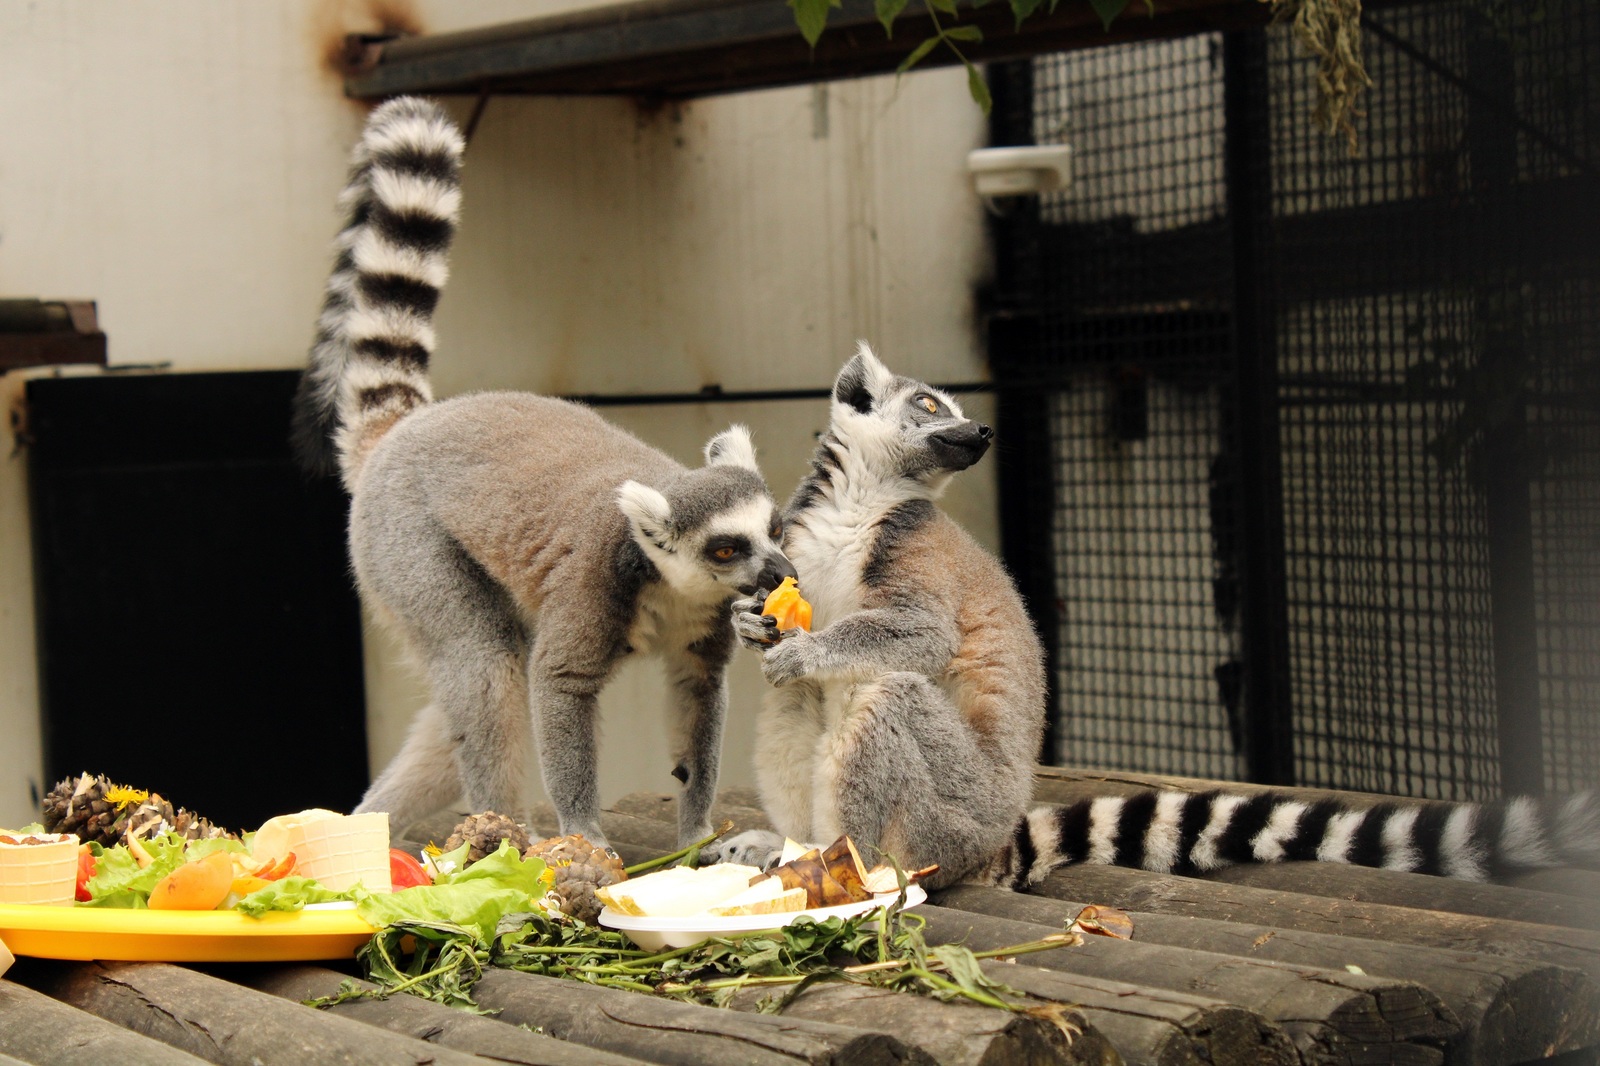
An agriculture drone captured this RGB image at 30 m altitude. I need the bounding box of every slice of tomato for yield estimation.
[389,848,432,889]
[75,844,97,902]
[250,851,296,881]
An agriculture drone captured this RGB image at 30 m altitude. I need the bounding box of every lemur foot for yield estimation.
[705,829,786,870]
[732,594,783,649]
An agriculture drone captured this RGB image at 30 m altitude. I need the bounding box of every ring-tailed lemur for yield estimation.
[291,97,795,848]
[714,345,1600,888]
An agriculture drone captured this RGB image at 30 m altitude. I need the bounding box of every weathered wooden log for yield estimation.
[608,791,773,832]
[1503,866,1600,901]
[0,975,214,1066]
[471,967,928,1066]
[240,964,653,1066]
[721,973,1119,1066]
[913,904,1459,1066]
[1033,862,1600,981]
[1200,861,1600,930]
[13,960,485,1066]
[936,884,1600,1066]
[973,960,1300,1066]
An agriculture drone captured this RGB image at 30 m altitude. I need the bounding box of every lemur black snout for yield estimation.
[756,554,799,593]
[976,423,994,441]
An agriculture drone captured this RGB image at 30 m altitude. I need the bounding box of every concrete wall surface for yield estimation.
[0,1,995,829]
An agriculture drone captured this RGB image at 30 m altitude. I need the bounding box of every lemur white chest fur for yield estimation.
[625,579,726,655]
[784,497,879,631]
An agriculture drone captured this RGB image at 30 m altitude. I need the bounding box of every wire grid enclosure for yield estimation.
[987,0,1600,798]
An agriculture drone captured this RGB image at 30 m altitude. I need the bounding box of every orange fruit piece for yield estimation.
[761,577,812,632]
[148,851,235,911]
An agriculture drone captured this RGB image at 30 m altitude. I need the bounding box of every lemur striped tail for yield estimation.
[980,788,1600,888]
[290,97,464,489]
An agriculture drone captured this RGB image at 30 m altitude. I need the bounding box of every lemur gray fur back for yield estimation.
[293,97,794,848]
[718,346,1599,888]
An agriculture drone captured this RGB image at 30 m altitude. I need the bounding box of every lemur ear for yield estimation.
[704,424,761,474]
[833,341,895,415]
[617,481,675,550]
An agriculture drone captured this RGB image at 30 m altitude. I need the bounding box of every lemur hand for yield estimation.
[761,629,822,685]
[731,594,782,649]
[704,829,786,871]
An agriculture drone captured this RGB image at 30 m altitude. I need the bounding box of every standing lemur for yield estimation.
[716,345,1599,888]
[292,98,795,848]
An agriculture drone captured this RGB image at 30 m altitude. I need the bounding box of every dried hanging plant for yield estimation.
[1267,0,1373,152]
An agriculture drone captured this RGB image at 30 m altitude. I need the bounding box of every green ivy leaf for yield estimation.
[1009,0,1044,26]
[789,0,841,47]
[928,0,959,14]
[1090,0,1131,30]
[897,34,943,73]
[944,24,983,41]
[876,0,909,35]
[966,60,993,114]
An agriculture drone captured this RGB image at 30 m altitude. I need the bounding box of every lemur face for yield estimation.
[830,343,994,483]
[682,491,796,596]
[616,426,795,597]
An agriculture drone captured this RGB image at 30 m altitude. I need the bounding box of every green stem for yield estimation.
[597,978,660,994]
[908,967,1013,1011]
[383,956,476,998]
[623,820,735,876]
[501,944,651,957]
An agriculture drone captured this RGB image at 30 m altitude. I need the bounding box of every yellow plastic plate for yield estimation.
[0,902,377,962]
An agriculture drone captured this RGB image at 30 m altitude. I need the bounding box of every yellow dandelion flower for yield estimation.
[103,785,149,809]
[424,841,442,858]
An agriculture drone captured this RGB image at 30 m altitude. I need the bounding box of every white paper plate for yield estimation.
[598,884,928,950]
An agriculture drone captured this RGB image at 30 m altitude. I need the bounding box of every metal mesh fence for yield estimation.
[989,0,1600,797]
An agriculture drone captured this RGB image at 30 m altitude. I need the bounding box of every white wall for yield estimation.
[0,2,994,829]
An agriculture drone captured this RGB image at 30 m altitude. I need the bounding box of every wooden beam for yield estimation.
[345,0,1270,100]
[0,299,106,372]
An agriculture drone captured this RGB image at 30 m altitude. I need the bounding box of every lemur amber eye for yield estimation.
[714,546,737,561]
[917,395,938,414]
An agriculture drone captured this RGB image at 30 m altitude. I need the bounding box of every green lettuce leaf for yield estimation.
[353,841,551,943]
[233,876,354,917]
[80,833,246,909]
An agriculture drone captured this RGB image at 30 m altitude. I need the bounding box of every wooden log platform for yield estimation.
[7,769,1599,1066]
[8,959,490,1065]
[0,978,214,1066]
[1029,863,1600,982]
[718,979,1120,1066]
[470,968,926,1066]
[240,964,657,1066]
[934,884,1600,1066]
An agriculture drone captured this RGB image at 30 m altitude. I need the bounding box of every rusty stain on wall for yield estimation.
[310,0,425,93]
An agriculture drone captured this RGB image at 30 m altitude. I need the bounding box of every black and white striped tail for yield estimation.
[982,788,1600,888]
[290,97,464,488]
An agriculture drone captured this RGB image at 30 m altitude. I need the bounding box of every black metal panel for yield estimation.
[27,371,369,830]
[989,0,1600,798]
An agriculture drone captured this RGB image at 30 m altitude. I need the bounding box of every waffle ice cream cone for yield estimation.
[0,832,79,905]
[252,811,391,893]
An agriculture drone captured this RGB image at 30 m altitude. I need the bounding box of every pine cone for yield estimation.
[445,811,531,864]
[524,834,626,923]
[41,773,232,847]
